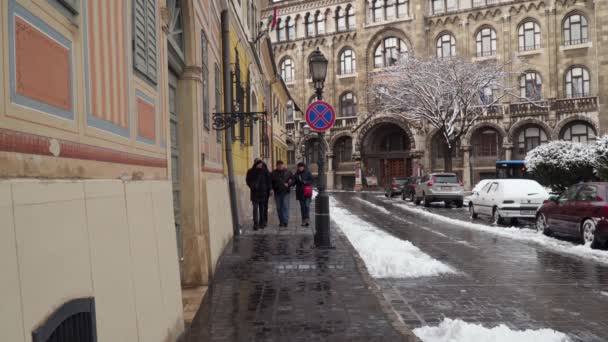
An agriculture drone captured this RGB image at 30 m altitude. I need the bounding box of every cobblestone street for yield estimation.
[185,196,416,341]
[332,192,608,342]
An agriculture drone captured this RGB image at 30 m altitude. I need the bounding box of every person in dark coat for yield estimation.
[260,161,271,227]
[271,160,293,227]
[294,162,314,226]
[246,159,271,230]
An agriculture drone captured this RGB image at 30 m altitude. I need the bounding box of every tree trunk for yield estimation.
[443,143,453,172]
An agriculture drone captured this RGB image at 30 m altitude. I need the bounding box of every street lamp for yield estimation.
[308,48,332,248]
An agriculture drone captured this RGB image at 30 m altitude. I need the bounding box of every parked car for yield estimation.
[536,182,608,249]
[414,173,464,208]
[469,179,549,225]
[385,177,409,197]
[401,177,421,201]
[463,179,493,207]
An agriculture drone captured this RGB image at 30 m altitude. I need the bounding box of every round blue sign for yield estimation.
[305,101,336,132]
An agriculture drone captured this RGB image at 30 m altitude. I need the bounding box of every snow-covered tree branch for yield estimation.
[370,56,515,171]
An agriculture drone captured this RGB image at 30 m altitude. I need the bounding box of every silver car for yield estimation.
[414,173,465,208]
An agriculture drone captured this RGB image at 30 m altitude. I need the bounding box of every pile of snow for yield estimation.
[354,197,391,214]
[414,319,570,342]
[393,202,608,265]
[329,197,455,278]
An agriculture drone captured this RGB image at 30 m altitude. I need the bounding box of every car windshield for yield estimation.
[433,175,458,184]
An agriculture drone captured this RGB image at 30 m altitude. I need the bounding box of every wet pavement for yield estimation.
[184,194,416,342]
[334,192,608,342]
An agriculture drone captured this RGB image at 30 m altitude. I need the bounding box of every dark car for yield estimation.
[385,177,409,197]
[536,182,608,249]
[401,177,421,202]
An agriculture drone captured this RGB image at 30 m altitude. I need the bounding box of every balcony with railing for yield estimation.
[552,96,598,113]
[509,101,550,116]
[333,116,359,130]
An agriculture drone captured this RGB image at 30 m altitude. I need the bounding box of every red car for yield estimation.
[536,182,608,249]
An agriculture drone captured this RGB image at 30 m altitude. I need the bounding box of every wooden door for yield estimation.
[388,159,405,179]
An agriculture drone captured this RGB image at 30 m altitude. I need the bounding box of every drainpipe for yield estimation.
[222,10,240,236]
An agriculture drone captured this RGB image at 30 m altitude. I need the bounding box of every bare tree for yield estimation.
[371,56,513,172]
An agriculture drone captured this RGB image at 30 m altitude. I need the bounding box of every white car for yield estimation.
[469,179,549,224]
[463,179,493,207]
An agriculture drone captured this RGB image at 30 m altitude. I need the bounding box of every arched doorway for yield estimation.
[360,123,412,187]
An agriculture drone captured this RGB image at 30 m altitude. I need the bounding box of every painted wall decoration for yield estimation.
[136,91,156,144]
[9,0,74,119]
[83,0,131,136]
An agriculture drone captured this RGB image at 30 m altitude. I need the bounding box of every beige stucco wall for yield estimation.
[0,179,184,342]
[205,176,234,273]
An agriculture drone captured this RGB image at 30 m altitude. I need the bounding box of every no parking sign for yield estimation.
[305,101,336,132]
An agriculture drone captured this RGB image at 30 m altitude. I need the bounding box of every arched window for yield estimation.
[315,11,325,35]
[472,129,501,158]
[520,72,542,100]
[396,0,409,18]
[436,33,456,58]
[277,19,286,42]
[374,37,408,68]
[286,16,296,40]
[305,13,315,37]
[336,7,346,32]
[561,121,596,144]
[346,5,356,29]
[563,13,589,46]
[340,48,356,74]
[372,0,383,22]
[340,92,357,117]
[516,125,547,156]
[518,21,541,51]
[476,27,497,57]
[565,66,590,98]
[280,58,295,82]
[381,132,407,151]
[335,137,353,163]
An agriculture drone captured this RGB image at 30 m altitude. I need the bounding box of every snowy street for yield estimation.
[330,192,608,342]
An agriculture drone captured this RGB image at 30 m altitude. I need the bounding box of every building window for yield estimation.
[280,57,295,82]
[133,0,158,83]
[565,66,590,98]
[277,19,286,41]
[436,33,456,58]
[346,5,356,29]
[315,11,325,35]
[336,7,346,32]
[335,137,353,163]
[371,0,383,22]
[476,27,497,57]
[520,71,542,100]
[374,37,408,68]
[396,0,409,18]
[340,92,357,117]
[518,21,541,51]
[202,31,210,130]
[305,13,315,37]
[517,126,547,156]
[286,16,295,40]
[473,129,500,157]
[214,64,222,143]
[286,101,294,122]
[385,0,396,20]
[563,13,588,46]
[561,122,596,144]
[480,86,495,105]
[339,48,356,74]
[432,0,457,14]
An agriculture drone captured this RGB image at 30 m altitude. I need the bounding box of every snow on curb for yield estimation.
[330,197,455,278]
[392,202,608,265]
[413,318,571,342]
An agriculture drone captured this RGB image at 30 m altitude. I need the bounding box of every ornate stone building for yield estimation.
[263,0,608,190]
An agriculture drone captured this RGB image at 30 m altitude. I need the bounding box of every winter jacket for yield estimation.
[246,166,271,202]
[271,169,294,194]
[294,169,314,201]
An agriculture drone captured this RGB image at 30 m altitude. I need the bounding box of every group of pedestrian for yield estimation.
[246,159,314,230]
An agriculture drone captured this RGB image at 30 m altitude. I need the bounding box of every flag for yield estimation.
[268,7,277,31]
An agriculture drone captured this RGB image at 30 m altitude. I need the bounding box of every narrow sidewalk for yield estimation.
[184,194,418,341]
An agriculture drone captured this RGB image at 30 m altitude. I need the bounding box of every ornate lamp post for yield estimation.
[308,48,332,248]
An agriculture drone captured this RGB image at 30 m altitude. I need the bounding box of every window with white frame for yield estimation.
[340,48,356,74]
[315,11,325,34]
[563,13,588,46]
[518,21,541,51]
[280,58,295,82]
[520,72,542,100]
[396,0,408,18]
[346,5,356,29]
[374,37,408,68]
[277,19,286,42]
[517,126,547,156]
[476,27,497,57]
[561,122,596,143]
[436,33,456,58]
[565,66,590,98]
[336,7,346,32]
[305,13,315,37]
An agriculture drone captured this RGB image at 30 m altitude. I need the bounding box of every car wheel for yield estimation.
[455,200,463,208]
[469,204,478,219]
[536,213,551,236]
[492,207,504,225]
[581,219,600,248]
